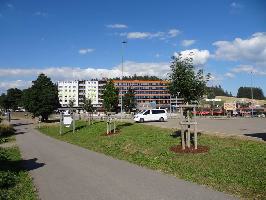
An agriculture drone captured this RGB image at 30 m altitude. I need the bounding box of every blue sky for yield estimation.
[0,0,266,95]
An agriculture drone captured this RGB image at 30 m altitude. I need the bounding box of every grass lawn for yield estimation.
[0,125,37,200]
[39,120,266,199]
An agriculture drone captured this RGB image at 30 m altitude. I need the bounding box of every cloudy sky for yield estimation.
[0,0,266,95]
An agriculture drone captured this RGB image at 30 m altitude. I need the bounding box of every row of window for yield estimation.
[115,83,166,86]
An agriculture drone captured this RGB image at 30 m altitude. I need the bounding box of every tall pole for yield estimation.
[121,41,127,120]
[251,71,254,118]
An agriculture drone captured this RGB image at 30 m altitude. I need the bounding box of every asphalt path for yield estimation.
[145,118,266,141]
[14,119,237,200]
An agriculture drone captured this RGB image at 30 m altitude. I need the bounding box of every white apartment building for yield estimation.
[58,80,103,108]
[58,81,79,107]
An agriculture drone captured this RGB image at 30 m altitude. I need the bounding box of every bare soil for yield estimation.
[170,145,209,154]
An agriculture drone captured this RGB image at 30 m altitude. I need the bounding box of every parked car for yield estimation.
[134,109,167,123]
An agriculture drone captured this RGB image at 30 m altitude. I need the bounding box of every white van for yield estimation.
[134,109,167,123]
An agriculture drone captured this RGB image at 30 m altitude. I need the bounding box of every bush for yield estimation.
[0,125,15,137]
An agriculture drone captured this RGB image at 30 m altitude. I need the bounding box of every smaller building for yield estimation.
[113,80,171,109]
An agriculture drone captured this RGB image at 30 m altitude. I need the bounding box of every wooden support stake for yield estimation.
[59,113,62,135]
[187,111,191,148]
[72,113,75,134]
[181,125,185,150]
[194,124,197,149]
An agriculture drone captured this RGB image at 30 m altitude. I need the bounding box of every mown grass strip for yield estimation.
[39,121,266,199]
[0,124,37,200]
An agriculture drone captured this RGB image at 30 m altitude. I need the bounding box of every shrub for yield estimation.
[0,125,15,137]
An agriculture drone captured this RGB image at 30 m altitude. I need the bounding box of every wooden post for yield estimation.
[194,123,197,149]
[114,120,116,133]
[181,125,185,150]
[72,113,75,134]
[106,120,109,135]
[59,112,63,135]
[187,111,191,148]
[193,106,197,149]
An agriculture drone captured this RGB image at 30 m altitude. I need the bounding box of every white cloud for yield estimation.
[6,3,14,8]
[155,53,160,58]
[34,11,48,17]
[106,24,128,29]
[78,48,94,55]
[224,72,235,78]
[231,65,255,73]
[181,40,196,47]
[230,2,243,9]
[0,61,170,85]
[231,65,266,76]
[213,32,266,65]
[126,32,151,39]
[122,28,180,40]
[174,49,210,66]
[168,29,180,38]
[0,80,32,93]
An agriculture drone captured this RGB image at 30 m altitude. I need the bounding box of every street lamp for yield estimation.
[250,71,254,118]
[121,41,127,120]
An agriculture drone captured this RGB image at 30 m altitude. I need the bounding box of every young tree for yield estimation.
[82,97,94,124]
[123,87,136,113]
[82,97,94,113]
[102,81,119,112]
[22,73,60,121]
[168,53,210,103]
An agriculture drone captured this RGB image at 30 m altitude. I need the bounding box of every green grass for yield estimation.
[39,121,266,199]
[0,124,37,200]
[0,147,37,200]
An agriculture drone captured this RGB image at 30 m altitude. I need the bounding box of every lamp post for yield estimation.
[250,71,254,118]
[121,41,127,120]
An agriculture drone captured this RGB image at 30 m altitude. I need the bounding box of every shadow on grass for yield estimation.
[12,123,33,127]
[45,119,60,123]
[244,132,266,141]
[116,123,134,129]
[63,125,87,134]
[0,157,45,189]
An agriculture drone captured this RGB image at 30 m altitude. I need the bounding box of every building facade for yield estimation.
[58,80,105,108]
[113,80,170,109]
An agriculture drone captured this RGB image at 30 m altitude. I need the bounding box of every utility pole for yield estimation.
[251,71,254,118]
[121,41,127,120]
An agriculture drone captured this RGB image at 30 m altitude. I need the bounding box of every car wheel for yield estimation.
[139,118,144,123]
[159,117,164,122]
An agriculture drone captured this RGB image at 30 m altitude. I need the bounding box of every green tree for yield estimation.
[22,73,60,121]
[207,85,233,98]
[237,87,265,100]
[82,97,94,113]
[5,88,23,110]
[102,81,119,112]
[123,87,136,113]
[168,54,210,103]
[0,93,8,110]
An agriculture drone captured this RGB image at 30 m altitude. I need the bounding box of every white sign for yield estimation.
[206,99,221,102]
[224,103,236,111]
[63,115,73,127]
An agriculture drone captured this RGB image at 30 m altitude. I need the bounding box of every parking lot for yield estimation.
[145,117,266,141]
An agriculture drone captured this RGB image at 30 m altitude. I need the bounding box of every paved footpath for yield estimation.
[14,119,237,200]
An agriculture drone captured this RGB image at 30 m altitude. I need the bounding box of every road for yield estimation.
[14,119,236,200]
[145,118,266,141]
